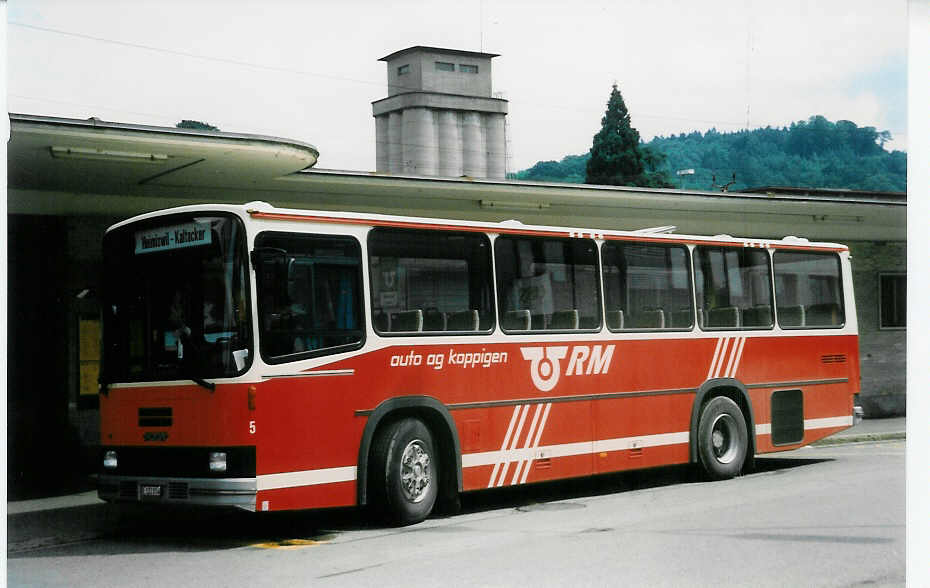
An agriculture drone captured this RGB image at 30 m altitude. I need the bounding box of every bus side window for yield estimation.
[773,251,844,328]
[254,232,364,362]
[694,246,773,331]
[496,236,601,332]
[368,228,494,335]
[601,241,693,331]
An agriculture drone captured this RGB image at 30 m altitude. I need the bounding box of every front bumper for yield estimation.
[98,475,257,511]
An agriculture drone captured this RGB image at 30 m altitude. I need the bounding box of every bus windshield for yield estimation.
[102,213,252,383]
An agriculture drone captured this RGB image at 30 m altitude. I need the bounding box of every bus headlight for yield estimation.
[103,450,118,469]
[209,452,227,472]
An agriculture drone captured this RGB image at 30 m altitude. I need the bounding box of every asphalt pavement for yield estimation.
[5,416,906,554]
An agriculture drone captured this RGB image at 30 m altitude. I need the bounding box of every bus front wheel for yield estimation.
[371,417,439,525]
[697,396,748,480]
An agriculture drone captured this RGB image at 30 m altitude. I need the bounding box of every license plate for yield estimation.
[141,485,163,498]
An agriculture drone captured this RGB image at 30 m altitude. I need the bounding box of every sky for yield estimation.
[6,0,909,173]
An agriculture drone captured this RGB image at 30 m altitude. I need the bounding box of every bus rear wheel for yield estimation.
[371,417,439,525]
[697,396,748,480]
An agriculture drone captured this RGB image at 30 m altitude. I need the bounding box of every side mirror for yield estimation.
[251,246,287,270]
[250,247,289,308]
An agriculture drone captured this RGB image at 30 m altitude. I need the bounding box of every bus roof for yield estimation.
[108,201,850,252]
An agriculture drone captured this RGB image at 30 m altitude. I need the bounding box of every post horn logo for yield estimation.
[520,346,568,392]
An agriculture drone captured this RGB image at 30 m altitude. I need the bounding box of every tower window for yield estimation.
[397,64,410,75]
[435,61,455,72]
[459,64,479,74]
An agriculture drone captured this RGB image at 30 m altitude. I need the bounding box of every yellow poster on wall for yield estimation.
[79,319,101,396]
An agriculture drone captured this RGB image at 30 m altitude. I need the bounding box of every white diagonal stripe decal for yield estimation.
[511,403,544,484]
[488,405,522,488]
[723,336,739,378]
[707,336,749,380]
[707,337,725,380]
[532,403,551,448]
[496,404,529,487]
[521,402,552,484]
[728,336,747,377]
[714,337,731,378]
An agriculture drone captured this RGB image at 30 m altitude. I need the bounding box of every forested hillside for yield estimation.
[512,116,906,192]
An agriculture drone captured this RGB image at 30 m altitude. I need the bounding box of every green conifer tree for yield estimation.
[586,84,672,187]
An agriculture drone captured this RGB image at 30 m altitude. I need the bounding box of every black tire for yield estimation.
[370,418,439,525]
[697,396,748,480]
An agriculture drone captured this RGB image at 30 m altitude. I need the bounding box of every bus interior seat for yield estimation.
[531,314,547,330]
[670,307,694,328]
[447,309,479,331]
[606,309,624,330]
[550,309,579,330]
[390,309,423,332]
[778,305,806,327]
[503,309,531,331]
[373,310,391,332]
[705,306,740,328]
[806,303,841,326]
[422,309,447,331]
[741,305,773,328]
[628,308,665,329]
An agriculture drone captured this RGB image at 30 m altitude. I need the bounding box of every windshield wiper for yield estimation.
[188,375,216,392]
[177,331,215,392]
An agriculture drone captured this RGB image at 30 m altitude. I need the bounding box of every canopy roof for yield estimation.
[8,114,905,242]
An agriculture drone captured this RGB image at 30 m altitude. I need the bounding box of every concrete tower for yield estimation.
[372,46,508,179]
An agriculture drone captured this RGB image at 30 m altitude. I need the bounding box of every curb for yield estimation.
[810,432,906,447]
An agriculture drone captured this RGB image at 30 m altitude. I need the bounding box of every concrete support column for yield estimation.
[387,112,403,174]
[462,112,486,178]
[375,115,389,172]
[402,108,438,175]
[485,113,506,179]
[437,110,462,177]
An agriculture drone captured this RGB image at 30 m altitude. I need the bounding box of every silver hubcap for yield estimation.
[400,439,432,503]
[711,414,739,464]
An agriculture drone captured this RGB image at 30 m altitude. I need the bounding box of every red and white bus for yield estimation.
[98,201,861,524]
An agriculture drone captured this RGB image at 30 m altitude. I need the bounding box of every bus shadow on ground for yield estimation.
[10,455,830,558]
[8,505,368,558]
[457,455,831,516]
[748,455,832,475]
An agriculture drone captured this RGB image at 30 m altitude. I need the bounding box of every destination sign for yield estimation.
[135,222,212,254]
